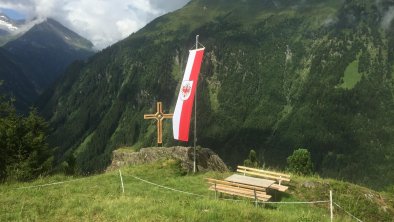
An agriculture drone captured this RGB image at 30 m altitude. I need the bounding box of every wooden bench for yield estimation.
[237,166,291,192]
[206,178,271,202]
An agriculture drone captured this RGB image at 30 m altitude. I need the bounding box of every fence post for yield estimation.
[119,170,125,194]
[330,190,333,222]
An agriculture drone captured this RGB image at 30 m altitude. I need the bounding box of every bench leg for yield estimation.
[254,189,258,207]
[214,183,217,200]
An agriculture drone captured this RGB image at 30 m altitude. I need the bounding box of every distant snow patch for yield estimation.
[0,20,18,31]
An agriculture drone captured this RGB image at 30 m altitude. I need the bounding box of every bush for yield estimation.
[287,148,314,175]
[244,149,260,168]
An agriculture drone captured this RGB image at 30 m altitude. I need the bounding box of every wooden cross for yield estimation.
[144,102,173,144]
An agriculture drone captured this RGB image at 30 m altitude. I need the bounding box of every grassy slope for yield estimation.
[338,59,362,89]
[1,161,393,221]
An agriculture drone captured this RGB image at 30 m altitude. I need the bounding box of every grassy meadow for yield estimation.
[0,160,392,221]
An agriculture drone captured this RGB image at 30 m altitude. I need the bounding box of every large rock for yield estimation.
[107,146,228,172]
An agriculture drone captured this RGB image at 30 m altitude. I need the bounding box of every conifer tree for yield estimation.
[0,82,52,181]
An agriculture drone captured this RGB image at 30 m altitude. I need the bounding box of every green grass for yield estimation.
[1,161,392,221]
[114,146,137,154]
[338,60,362,90]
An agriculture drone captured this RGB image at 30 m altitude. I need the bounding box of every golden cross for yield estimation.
[144,102,173,144]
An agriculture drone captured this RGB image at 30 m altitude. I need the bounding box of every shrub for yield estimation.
[244,149,260,168]
[287,148,314,175]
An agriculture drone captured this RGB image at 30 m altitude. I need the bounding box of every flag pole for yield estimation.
[193,35,199,173]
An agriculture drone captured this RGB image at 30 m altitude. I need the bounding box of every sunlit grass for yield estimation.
[0,161,391,221]
[339,60,362,89]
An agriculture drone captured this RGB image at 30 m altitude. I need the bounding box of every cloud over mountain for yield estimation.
[0,0,189,49]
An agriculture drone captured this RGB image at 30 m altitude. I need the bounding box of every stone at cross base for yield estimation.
[144,102,173,145]
[107,146,228,173]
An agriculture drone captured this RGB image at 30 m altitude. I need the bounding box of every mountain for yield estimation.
[1,18,94,110]
[40,0,394,189]
[4,18,94,93]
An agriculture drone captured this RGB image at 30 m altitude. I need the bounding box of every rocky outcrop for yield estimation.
[107,146,228,173]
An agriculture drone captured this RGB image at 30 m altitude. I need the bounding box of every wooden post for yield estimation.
[330,190,333,222]
[254,189,258,207]
[119,170,125,194]
[214,183,217,200]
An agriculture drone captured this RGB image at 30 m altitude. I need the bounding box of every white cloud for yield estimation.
[0,0,190,49]
[116,19,139,38]
[382,7,394,30]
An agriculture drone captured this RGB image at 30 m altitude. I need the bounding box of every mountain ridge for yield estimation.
[0,17,95,111]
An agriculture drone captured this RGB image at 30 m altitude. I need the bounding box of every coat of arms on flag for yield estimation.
[180,80,193,101]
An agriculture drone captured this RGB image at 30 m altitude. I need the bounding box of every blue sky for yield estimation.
[0,8,26,20]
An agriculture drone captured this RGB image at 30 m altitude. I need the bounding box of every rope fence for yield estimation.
[131,175,205,198]
[334,202,363,222]
[263,200,329,204]
[15,177,88,190]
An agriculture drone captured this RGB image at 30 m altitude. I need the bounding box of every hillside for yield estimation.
[40,0,394,189]
[0,161,393,221]
[0,48,37,109]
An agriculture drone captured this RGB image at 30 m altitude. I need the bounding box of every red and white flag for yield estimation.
[173,48,205,141]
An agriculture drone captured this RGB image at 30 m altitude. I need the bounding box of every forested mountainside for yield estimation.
[40,0,394,189]
[0,48,37,109]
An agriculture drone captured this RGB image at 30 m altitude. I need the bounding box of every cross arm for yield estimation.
[144,114,158,119]
[162,114,174,119]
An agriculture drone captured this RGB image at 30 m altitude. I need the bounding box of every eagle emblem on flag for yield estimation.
[180,80,193,101]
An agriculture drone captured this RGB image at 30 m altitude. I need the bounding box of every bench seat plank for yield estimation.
[209,185,271,201]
